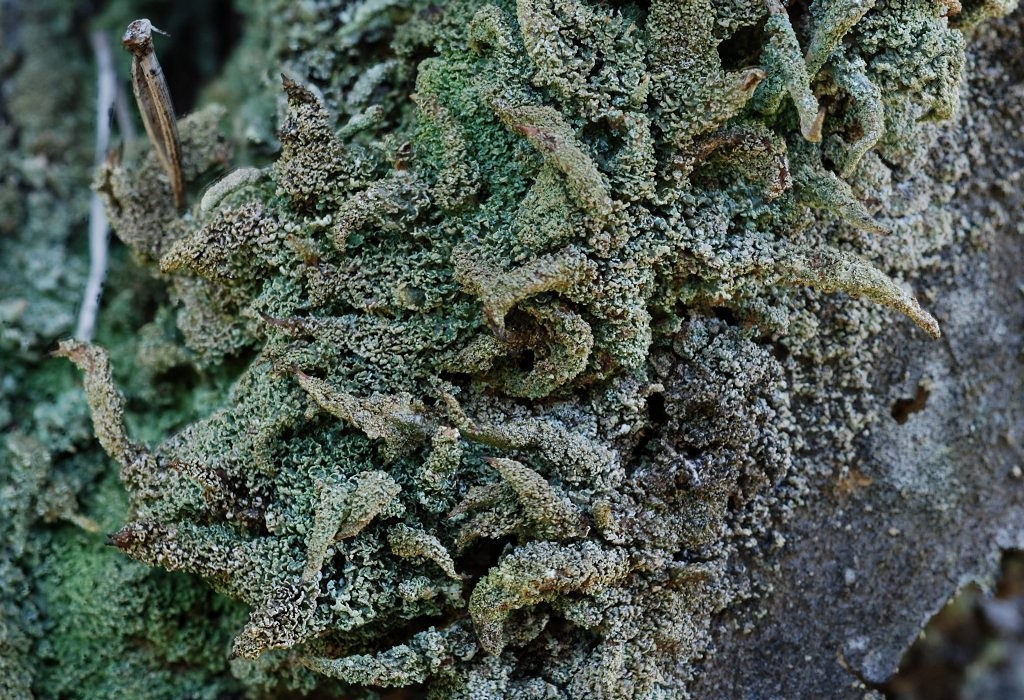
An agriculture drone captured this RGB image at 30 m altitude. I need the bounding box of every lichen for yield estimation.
[1,2,255,698]
[27,0,1019,697]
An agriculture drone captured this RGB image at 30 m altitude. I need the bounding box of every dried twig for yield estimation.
[122,19,185,212]
[75,30,118,342]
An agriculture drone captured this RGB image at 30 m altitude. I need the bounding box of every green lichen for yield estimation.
[469,540,631,655]
[1,2,253,698]
[35,0,1018,697]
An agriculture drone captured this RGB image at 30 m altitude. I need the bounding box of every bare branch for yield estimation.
[75,30,117,342]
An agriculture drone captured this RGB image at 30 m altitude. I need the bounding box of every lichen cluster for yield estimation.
[51,0,1017,697]
[1,3,255,699]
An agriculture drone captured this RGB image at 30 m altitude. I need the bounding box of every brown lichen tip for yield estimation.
[123,18,185,213]
[280,73,319,104]
[105,529,134,549]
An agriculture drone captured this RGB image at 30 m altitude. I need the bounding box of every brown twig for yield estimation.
[122,18,185,212]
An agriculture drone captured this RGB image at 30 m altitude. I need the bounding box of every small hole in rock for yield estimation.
[458,535,516,581]
[772,341,790,363]
[439,371,473,386]
[581,116,626,163]
[786,0,809,24]
[717,20,767,72]
[891,383,929,425]
[599,0,651,22]
[515,348,536,373]
[647,392,667,424]
[711,306,739,325]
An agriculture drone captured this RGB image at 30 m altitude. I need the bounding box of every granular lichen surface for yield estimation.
[3,0,1023,698]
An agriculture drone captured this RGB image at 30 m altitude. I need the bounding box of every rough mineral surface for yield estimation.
[2,0,1023,698]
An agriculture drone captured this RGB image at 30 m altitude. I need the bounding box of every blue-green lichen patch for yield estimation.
[63,0,1016,696]
[0,2,268,698]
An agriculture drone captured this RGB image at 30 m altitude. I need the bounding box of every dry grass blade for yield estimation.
[122,18,185,212]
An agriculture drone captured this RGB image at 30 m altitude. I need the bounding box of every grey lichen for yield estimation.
[778,248,942,339]
[469,540,631,655]
[48,0,1020,697]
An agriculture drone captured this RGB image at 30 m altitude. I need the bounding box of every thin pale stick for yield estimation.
[75,29,117,342]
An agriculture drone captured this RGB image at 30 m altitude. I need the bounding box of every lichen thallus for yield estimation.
[122,19,185,213]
